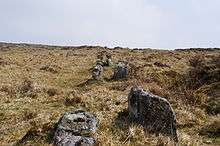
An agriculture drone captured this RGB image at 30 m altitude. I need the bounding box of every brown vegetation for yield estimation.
[0,43,219,145]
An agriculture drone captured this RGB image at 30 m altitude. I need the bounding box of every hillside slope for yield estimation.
[0,43,219,146]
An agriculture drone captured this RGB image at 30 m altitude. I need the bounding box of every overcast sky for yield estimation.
[0,0,220,49]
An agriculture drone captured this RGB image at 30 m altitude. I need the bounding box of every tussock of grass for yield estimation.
[199,116,220,138]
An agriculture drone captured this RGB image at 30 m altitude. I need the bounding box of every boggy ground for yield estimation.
[0,43,219,146]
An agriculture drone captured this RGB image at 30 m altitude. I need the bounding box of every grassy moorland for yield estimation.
[0,43,219,146]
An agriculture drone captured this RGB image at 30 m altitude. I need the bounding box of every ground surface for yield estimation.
[0,43,219,146]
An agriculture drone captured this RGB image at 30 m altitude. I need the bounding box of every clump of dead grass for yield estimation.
[0,57,9,66]
[64,90,83,106]
[46,88,59,97]
[40,64,60,73]
[154,61,170,68]
[186,55,220,90]
[0,84,16,97]
[22,109,38,121]
[108,81,132,91]
[199,116,220,138]
[18,79,34,94]
[15,122,55,146]
[164,55,220,106]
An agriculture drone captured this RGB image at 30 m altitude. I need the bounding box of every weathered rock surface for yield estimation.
[113,61,129,80]
[104,54,112,66]
[96,52,112,67]
[54,109,98,146]
[128,86,178,142]
[91,52,112,80]
[92,64,103,80]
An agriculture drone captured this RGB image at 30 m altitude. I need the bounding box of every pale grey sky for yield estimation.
[0,0,220,49]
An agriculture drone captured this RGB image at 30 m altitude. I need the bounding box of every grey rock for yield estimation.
[128,86,178,142]
[54,109,97,146]
[54,129,95,146]
[104,54,112,66]
[92,64,103,80]
[113,61,129,80]
[104,58,112,67]
[96,54,112,67]
[97,53,104,60]
[96,59,104,67]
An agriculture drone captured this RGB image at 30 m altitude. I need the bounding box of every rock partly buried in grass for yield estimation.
[113,61,129,80]
[96,51,112,67]
[105,54,112,66]
[54,109,97,146]
[128,86,178,142]
[92,64,103,80]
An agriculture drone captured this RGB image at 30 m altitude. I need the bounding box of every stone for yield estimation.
[113,61,129,80]
[92,64,103,80]
[97,53,104,60]
[104,54,112,66]
[96,59,104,66]
[96,52,112,67]
[128,86,178,142]
[54,109,98,146]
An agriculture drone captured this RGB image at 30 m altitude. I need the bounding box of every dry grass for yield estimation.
[0,43,219,146]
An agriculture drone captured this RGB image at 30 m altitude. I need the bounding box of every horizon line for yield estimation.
[0,41,220,51]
